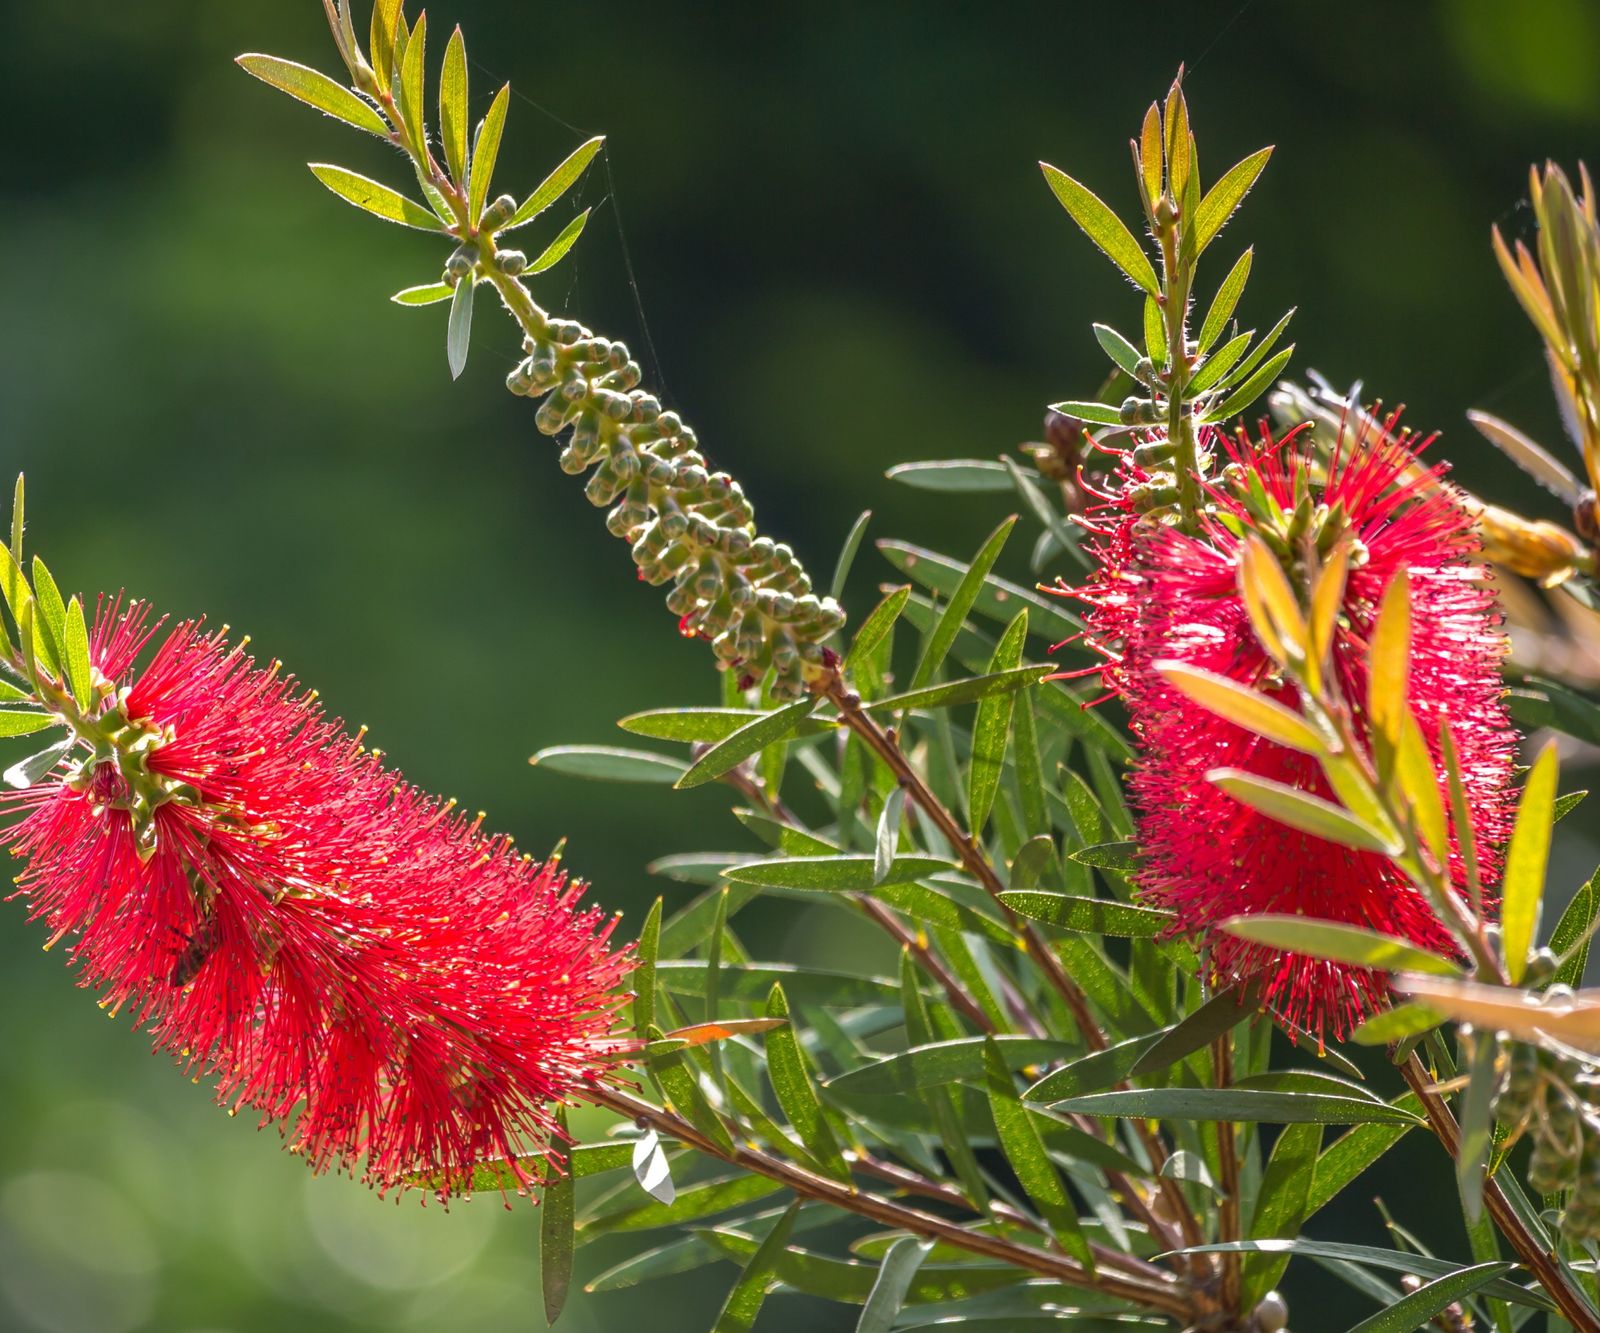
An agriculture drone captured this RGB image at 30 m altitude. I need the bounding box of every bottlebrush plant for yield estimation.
[9,3,1600,1331]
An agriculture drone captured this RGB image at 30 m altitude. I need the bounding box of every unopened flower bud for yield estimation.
[496,249,528,275]
[480,193,517,230]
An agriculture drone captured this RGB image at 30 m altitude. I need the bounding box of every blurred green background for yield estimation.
[3,0,1600,1329]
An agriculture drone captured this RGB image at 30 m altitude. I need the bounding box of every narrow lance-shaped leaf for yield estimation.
[1039,163,1161,296]
[830,509,872,602]
[397,8,427,145]
[235,54,391,137]
[633,898,661,1038]
[1502,740,1559,984]
[508,135,606,231]
[62,597,92,709]
[540,1109,575,1326]
[968,610,1027,831]
[1550,866,1600,989]
[873,786,905,886]
[1156,660,1325,754]
[1208,768,1398,855]
[865,664,1049,717]
[309,164,442,231]
[764,984,850,1183]
[1367,573,1411,750]
[1242,1121,1320,1307]
[1221,916,1462,977]
[1456,1032,1499,1223]
[1047,399,1123,427]
[631,1126,676,1206]
[710,1203,800,1333]
[438,25,468,186]
[856,1237,934,1333]
[392,282,454,306]
[910,516,1016,690]
[369,0,403,92]
[527,208,592,275]
[27,556,65,677]
[469,84,511,223]
[1130,984,1254,1076]
[530,744,687,784]
[1193,146,1272,253]
[1093,323,1143,377]
[676,695,818,790]
[1341,1263,1516,1333]
[1202,343,1296,424]
[446,273,474,379]
[1198,247,1254,353]
[845,584,910,668]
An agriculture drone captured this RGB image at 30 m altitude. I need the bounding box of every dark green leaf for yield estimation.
[633,899,661,1037]
[877,538,1081,643]
[1023,1029,1171,1102]
[831,509,873,601]
[910,517,1017,690]
[885,461,1019,493]
[765,985,850,1182]
[856,1237,934,1333]
[1048,400,1125,426]
[508,135,606,230]
[1129,985,1255,1075]
[1456,1034,1499,1223]
[676,695,819,789]
[530,744,687,784]
[846,584,911,669]
[645,852,750,885]
[997,891,1172,937]
[968,611,1026,831]
[309,163,442,230]
[1341,1263,1515,1333]
[527,208,592,274]
[1040,163,1160,295]
[1507,676,1600,746]
[1243,1122,1320,1307]
[1555,788,1587,821]
[236,54,390,136]
[1550,866,1599,988]
[711,1203,801,1333]
[723,854,955,892]
[864,665,1050,716]
[1070,841,1137,870]
[540,1110,575,1325]
[1304,1096,1422,1220]
[585,1173,784,1235]
[659,959,901,1007]
[1053,1088,1422,1126]
[826,1036,1075,1097]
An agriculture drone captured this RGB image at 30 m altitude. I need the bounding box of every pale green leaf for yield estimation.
[1040,163,1160,295]
[236,54,390,137]
[508,136,606,231]
[309,164,442,231]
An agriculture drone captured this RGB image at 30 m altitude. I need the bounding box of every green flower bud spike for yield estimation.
[238,1,845,700]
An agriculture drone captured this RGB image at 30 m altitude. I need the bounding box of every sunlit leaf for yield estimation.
[540,1110,575,1325]
[508,136,606,230]
[527,208,592,274]
[845,584,910,669]
[997,891,1172,937]
[968,610,1026,831]
[884,460,1018,493]
[1221,916,1461,976]
[1053,1088,1421,1125]
[391,281,454,305]
[530,744,687,784]
[864,665,1050,716]
[446,272,474,378]
[1156,660,1325,754]
[1208,768,1397,854]
[675,695,819,789]
[1193,146,1272,253]
[1341,1263,1515,1333]
[309,163,442,231]
[910,517,1016,690]
[1129,984,1254,1076]
[855,1236,934,1333]
[236,54,390,137]
[1502,741,1558,983]
[764,985,849,1182]
[469,84,510,223]
[1198,247,1253,353]
[439,25,468,185]
[1039,163,1160,295]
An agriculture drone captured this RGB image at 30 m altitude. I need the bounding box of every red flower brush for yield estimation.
[1063,417,1515,1038]
[3,602,630,1193]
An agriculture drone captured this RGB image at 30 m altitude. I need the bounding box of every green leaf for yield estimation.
[28,557,65,676]
[846,584,911,669]
[1053,1088,1422,1126]
[368,0,403,92]
[1349,1002,1442,1047]
[1507,676,1600,746]
[877,538,1081,644]
[9,475,22,567]
[1303,1095,1422,1220]
[1186,329,1252,394]
[61,597,91,709]
[873,786,905,886]
[1220,916,1462,977]
[446,273,474,379]
[622,708,764,743]
[633,898,661,1038]
[584,1174,785,1235]
[649,1035,735,1153]
[1201,344,1296,423]
[1092,323,1143,377]
[1199,247,1253,353]
[1456,1034,1499,1223]
[527,208,592,275]
[439,25,468,185]
[910,517,1016,690]
[969,611,1026,831]
[397,9,426,146]
[1193,147,1272,253]
[309,164,442,231]
[865,665,1050,717]
[764,985,850,1182]
[540,1110,575,1326]
[997,891,1172,937]
[530,744,687,784]
[469,84,510,223]
[1023,1029,1170,1102]
[1208,767,1398,854]
[1129,985,1254,1076]
[1502,741,1558,983]
[856,1237,933,1333]
[983,1039,1094,1269]
[1242,1121,1319,1306]
[710,1203,800,1333]
[827,1036,1076,1097]
[0,710,55,739]
[236,54,390,137]
[391,282,454,305]
[1144,293,1167,363]
[1341,1263,1514,1333]
[723,854,955,892]
[1550,866,1599,989]
[884,460,1019,493]
[1070,840,1137,870]
[675,696,819,790]
[831,509,873,601]
[1555,788,1588,821]
[508,135,606,231]
[1047,400,1125,427]
[2,737,73,788]
[1175,1242,1546,1312]
[1039,163,1160,296]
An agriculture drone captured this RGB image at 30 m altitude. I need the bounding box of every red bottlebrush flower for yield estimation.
[1064,418,1515,1039]
[3,602,630,1193]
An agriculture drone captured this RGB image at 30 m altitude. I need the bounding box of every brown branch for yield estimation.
[1403,1054,1600,1333]
[583,1081,1203,1323]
